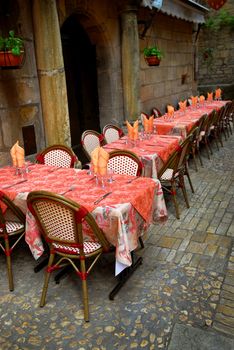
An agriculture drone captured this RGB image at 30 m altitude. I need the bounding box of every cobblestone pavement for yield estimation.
[0,134,233,349]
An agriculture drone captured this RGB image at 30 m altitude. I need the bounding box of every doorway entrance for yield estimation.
[61,15,100,163]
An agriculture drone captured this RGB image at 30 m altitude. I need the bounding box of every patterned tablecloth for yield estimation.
[104,134,182,178]
[0,164,167,275]
[154,100,228,137]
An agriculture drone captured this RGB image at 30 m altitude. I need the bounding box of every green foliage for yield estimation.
[143,46,164,59]
[204,9,234,31]
[0,30,24,56]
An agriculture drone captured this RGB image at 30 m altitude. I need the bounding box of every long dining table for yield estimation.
[0,163,167,296]
[103,134,182,178]
[154,100,228,137]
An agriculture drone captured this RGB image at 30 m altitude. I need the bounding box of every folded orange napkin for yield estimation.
[91,147,109,176]
[10,141,25,167]
[167,105,174,117]
[178,100,187,111]
[215,88,221,99]
[191,96,198,107]
[207,92,213,101]
[199,95,205,103]
[10,141,18,167]
[126,120,139,140]
[143,115,154,133]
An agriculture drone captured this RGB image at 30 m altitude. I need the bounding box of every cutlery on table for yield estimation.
[94,192,112,205]
[60,185,76,195]
[48,166,61,173]
[2,179,28,189]
[127,177,139,184]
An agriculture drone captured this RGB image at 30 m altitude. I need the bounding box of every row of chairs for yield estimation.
[157,100,233,219]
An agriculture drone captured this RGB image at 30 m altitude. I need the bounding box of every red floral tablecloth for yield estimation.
[154,100,228,137]
[104,134,181,178]
[0,165,167,274]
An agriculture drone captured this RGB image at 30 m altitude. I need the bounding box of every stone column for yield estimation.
[32,0,71,146]
[120,4,140,121]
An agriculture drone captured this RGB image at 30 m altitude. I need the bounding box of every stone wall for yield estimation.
[139,11,196,115]
[197,1,234,99]
[0,0,44,166]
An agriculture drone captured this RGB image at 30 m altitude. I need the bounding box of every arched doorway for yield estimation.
[61,15,100,162]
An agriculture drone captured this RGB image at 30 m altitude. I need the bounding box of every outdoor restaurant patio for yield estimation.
[0,107,233,349]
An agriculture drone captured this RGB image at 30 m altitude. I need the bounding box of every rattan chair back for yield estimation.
[108,150,143,176]
[0,191,25,291]
[152,107,162,118]
[103,124,124,144]
[27,190,110,321]
[36,144,78,168]
[158,135,193,219]
[81,130,105,161]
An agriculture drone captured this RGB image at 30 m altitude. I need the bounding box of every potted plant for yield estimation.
[143,46,164,66]
[0,30,25,69]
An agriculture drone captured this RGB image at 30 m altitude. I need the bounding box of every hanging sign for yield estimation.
[141,0,163,10]
[207,0,227,10]
[151,0,163,9]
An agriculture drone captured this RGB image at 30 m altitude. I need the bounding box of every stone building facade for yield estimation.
[197,0,234,99]
[0,0,207,165]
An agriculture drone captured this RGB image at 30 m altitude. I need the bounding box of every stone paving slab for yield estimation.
[168,323,234,350]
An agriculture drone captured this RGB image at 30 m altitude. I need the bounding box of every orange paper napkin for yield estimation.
[207,92,213,101]
[178,100,187,111]
[199,95,205,103]
[215,88,221,100]
[10,141,25,168]
[143,115,154,133]
[91,147,109,176]
[191,96,198,107]
[126,120,139,140]
[167,105,175,117]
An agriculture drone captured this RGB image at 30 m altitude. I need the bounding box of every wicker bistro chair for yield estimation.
[220,101,233,139]
[0,191,26,291]
[103,124,124,144]
[198,112,215,160]
[108,150,144,248]
[108,150,143,177]
[152,107,162,118]
[36,144,79,168]
[27,190,110,322]
[81,130,106,161]
[188,115,207,170]
[158,135,193,219]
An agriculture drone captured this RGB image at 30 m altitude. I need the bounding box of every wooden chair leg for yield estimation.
[197,147,203,166]
[191,148,198,171]
[80,259,89,322]
[5,238,14,291]
[40,253,55,307]
[6,254,14,291]
[204,139,211,159]
[185,165,195,193]
[171,182,180,219]
[179,176,190,208]
[138,237,144,249]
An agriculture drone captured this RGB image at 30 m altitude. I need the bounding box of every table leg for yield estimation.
[109,252,143,300]
[34,254,49,273]
[54,266,72,284]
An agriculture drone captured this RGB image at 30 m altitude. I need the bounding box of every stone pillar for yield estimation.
[32,0,71,146]
[120,4,140,121]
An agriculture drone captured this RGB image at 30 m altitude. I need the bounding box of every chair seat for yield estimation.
[160,168,181,181]
[53,241,102,255]
[0,221,24,234]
